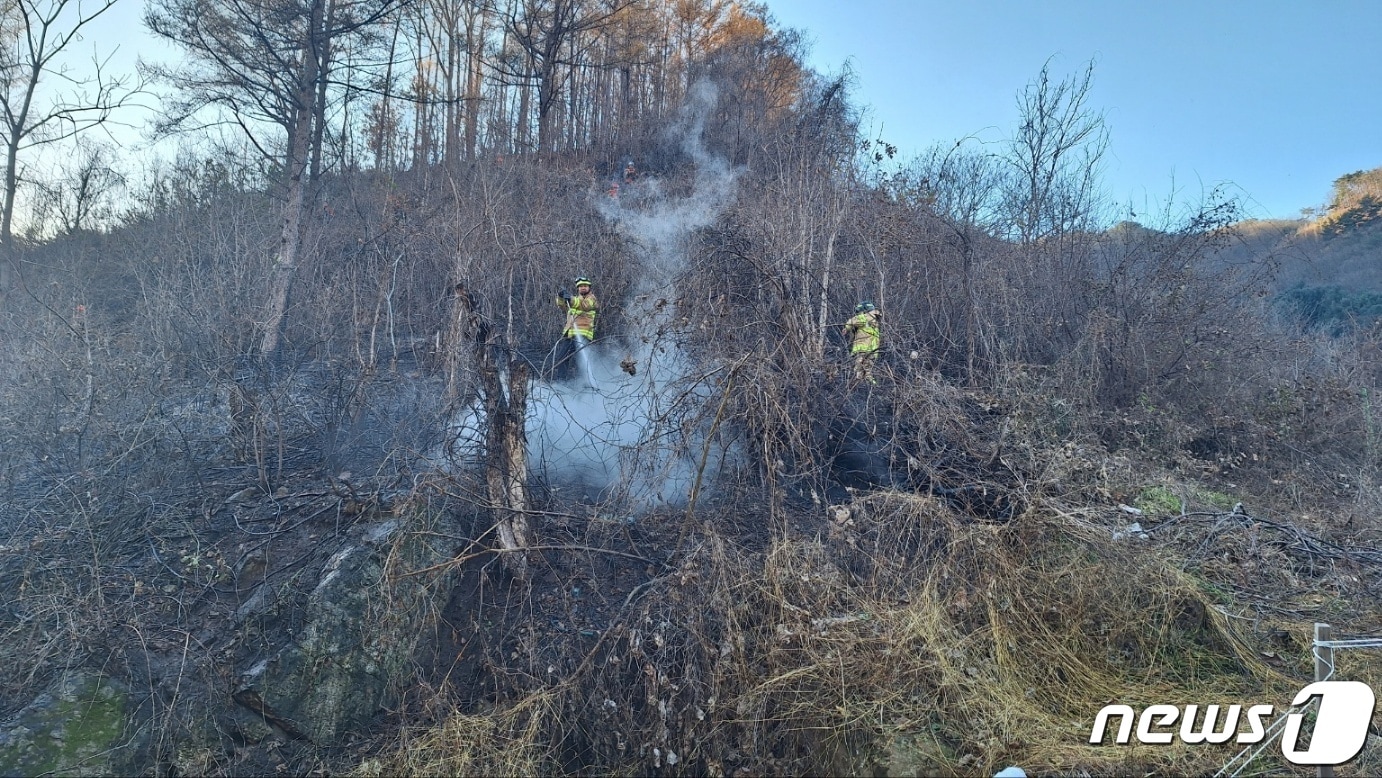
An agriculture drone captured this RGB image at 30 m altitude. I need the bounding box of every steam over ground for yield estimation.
[448,84,743,511]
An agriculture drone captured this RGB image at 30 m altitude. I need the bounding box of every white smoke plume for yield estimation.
[450,82,743,513]
[600,81,739,291]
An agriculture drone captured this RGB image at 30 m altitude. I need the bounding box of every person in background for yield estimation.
[843,301,882,383]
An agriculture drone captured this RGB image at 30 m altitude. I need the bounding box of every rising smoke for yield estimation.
[449,82,743,513]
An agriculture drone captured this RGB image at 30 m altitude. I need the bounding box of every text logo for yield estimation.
[1281,681,1374,766]
[1088,681,1375,766]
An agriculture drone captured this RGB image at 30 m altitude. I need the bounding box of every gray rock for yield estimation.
[0,672,135,777]
[231,518,455,745]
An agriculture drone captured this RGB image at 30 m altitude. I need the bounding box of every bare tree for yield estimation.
[35,137,124,234]
[499,0,631,154]
[898,140,1005,379]
[0,0,138,306]
[145,0,404,358]
[1001,58,1108,244]
[410,0,494,166]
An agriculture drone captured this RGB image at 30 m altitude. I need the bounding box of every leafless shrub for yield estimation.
[367,494,1329,777]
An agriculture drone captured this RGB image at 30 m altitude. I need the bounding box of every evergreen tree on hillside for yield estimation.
[1319,167,1382,237]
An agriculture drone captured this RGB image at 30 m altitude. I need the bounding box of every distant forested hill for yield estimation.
[1214,166,1382,330]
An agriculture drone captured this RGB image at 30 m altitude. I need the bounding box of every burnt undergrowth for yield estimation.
[355,358,1382,778]
[368,475,1382,777]
[3,109,1382,777]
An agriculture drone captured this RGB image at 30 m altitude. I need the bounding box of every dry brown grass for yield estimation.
[354,692,561,777]
[358,481,1382,777]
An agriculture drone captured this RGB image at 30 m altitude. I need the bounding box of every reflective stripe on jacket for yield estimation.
[558,291,598,338]
[844,311,880,353]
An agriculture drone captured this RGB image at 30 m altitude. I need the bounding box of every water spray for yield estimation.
[573,334,600,391]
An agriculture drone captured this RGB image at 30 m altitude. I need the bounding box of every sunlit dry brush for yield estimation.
[354,691,561,777]
[801,492,1292,775]
[360,482,1364,777]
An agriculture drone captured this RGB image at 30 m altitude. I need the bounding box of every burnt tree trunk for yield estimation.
[482,358,533,579]
[456,282,532,579]
[446,283,487,402]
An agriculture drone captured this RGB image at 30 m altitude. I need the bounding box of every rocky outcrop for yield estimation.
[1,494,463,776]
[0,673,134,777]
[229,515,455,746]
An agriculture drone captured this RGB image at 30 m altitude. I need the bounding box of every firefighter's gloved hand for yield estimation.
[560,289,571,302]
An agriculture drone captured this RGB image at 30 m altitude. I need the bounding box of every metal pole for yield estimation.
[1315,622,1334,778]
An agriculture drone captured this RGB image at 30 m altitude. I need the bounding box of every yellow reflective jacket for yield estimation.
[843,311,881,354]
[558,291,598,339]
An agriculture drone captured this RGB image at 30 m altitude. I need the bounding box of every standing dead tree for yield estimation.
[1001,58,1107,245]
[455,280,533,580]
[497,0,633,154]
[37,138,125,235]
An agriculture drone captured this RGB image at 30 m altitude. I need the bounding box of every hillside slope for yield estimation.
[2,144,1382,777]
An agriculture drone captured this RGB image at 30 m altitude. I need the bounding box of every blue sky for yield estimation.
[88,1,1380,222]
[765,0,1382,220]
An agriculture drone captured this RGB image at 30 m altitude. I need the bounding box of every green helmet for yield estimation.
[574,276,592,288]
[855,301,876,313]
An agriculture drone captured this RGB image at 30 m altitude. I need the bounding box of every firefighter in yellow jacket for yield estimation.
[554,277,598,380]
[558,277,598,340]
[843,301,882,382]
